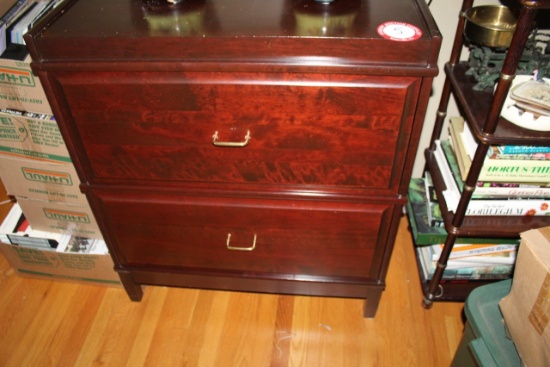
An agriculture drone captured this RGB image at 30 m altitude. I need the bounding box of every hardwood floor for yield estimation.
[0,182,465,367]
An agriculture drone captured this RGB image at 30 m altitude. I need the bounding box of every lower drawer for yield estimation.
[91,190,397,280]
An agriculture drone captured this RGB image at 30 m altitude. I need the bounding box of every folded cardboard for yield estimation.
[16,196,102,239]
[0,109,69,162]
[0,155,87,205]
[499,227,550,367]
[0,204,119,286]
[0,52,52,115]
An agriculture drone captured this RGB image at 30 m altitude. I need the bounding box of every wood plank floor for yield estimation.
[0,182,465,367]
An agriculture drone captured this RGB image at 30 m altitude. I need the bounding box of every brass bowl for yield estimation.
[464,5,517,48]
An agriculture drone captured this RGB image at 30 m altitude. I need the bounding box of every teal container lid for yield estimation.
[465,279,521,367]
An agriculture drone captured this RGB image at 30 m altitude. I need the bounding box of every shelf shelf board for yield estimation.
[425,149,550,237]
[446,62,550,146]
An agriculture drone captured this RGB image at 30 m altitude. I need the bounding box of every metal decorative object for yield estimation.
[464,5,517,49]
[467,28,550,90]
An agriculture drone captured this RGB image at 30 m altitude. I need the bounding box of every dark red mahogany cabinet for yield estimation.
[25,0,440,317]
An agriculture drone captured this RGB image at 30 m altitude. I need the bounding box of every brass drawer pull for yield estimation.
[226,233,257,251]
[212,130,251,147]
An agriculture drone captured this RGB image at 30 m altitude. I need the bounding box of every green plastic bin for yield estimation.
[451,279,521,367]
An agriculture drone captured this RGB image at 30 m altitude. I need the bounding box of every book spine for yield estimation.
[445,139,550,197]
[446,134,550,183]
[0,0,26,26]
[478,160,550,183]
[448,117,470,180]
[406,179,520,245]
[446,255,515,266]
[436,244,518,259]
[474,184,550,198]
[488,152,550,160]
[500,146,550,154]
[439,141,550,215]
[438,268,513,280]
[434,140,460,211]
[427,264,513,280]
[465,198,550,216]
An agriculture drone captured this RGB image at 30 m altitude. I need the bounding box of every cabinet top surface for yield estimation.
[26,0,441,72]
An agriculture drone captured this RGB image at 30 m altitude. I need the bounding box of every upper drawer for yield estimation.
[53,71,420,191]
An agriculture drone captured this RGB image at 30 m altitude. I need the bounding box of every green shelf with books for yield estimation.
[407,178,519,300]
[406,178,521,245]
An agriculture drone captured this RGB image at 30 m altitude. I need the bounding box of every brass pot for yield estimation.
[464,5,517,48]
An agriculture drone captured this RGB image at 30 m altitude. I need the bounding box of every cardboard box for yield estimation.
[0,243,120,286]
[499,227,550,367]
[0,53,52,115]
[0,109,70,162]
[0,155,87,205]
[0,204,119,286]
[17,196,103,239]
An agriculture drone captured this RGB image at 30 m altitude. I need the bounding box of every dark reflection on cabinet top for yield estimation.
[25,0,441,71]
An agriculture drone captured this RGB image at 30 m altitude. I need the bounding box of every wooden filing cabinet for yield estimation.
[25,0,441,317]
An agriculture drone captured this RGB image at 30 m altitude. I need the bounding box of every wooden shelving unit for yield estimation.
[422,0,550,306]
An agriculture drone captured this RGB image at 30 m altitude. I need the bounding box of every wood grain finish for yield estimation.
[0,188,465,367]
[94,191,390,277]
[54,72,419,191]
[24,0,441,317]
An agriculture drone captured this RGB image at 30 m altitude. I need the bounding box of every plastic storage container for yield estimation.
[451,279,521,367]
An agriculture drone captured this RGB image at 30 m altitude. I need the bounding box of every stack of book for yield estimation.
[407,115,549,282]
[0,0,62,54]
[444,116,550,216]
[407,178,519,282]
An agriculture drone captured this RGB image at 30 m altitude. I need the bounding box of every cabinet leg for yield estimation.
[363,289,382,318]
[117,269,143,301]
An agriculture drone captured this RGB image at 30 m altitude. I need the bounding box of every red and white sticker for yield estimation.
[377,22,422,42]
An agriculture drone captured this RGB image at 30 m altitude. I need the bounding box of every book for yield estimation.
[0,203,62,250]
[416,246,513,281]
[56,235,108,254]
[448,116,471,180]
[0,0,26,54]
[431,243,518,261]
[444,254,516,267]
[474,181,550,198]
[450,118,550,198]
[487,147,550,160]
[445,138,550,200]
[9,1,48,45]
[437,140,550,216]
[498,145,550,155]
[0,0,18,16]
[406,178,520,245]
[0,0,26,26]
[510,80,550,115]
[423,171,444,227]
[458,119,550,182]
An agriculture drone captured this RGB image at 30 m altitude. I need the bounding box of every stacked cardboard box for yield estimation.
[0,203,120,286]
[0,52,52,115]
[0,49,118,286]
[0,108,103,239]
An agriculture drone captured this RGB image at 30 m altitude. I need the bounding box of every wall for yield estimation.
[412,0,500,177]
